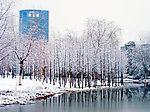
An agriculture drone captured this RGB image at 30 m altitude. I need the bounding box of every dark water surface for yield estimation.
[1,86,150,112]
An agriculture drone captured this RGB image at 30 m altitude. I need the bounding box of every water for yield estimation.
[1,86,150,112]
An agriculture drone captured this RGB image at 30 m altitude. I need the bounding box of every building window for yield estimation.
[28,13,31,17]
[36,14,39,17]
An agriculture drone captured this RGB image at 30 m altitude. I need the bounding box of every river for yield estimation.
[0,86,150,112]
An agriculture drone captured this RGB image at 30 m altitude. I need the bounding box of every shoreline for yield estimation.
[0,76,145,107]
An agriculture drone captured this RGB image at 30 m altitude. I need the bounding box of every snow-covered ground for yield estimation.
[0,76,144,106]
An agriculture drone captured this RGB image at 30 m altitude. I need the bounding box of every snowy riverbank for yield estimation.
[0,76,144,106]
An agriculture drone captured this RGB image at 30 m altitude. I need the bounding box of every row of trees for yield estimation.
[0,0,126,88]
[44,19,125,88]
[2,0,150,88]
[1,9,127,87]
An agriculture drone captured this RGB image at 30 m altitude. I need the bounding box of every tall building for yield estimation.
[19,9,49,41]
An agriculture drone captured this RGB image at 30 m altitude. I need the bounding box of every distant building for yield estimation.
[120,41,136,51]
[125,41,136,49]
[141,44,150,49]
[19,9,49,41]
[120,46,126,51]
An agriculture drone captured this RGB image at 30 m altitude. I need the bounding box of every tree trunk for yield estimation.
[81,73,83,89]
[69,73,71,88]
[19,60,23,85]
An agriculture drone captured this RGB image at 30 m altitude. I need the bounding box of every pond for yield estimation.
[1,86,150,112]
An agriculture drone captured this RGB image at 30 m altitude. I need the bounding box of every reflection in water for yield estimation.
[1,86,150,112]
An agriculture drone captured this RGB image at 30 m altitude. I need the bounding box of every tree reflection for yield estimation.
[37,86,150,112]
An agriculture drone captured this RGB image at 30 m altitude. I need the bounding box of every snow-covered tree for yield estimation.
[133,44,150,77]
[0,0,14,76]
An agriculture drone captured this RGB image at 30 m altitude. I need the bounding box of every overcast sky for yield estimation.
[16,0,150,45]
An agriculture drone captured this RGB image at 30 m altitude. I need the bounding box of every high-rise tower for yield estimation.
[19,9,49,41]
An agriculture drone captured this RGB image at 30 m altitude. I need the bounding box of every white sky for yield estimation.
[15,0,150,45]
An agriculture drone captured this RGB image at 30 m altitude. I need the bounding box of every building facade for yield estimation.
[19,9,49,41]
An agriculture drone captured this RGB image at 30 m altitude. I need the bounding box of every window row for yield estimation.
[28,13,39,17]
